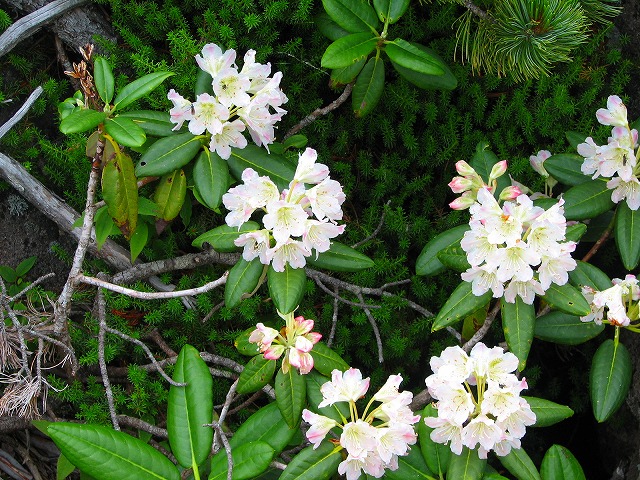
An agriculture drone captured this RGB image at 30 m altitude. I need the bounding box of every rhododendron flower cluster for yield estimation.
[167,43,287,159]
[580,275,640,328]
[222,148,346,272]
[460,187,577,304]
[302,368,419,480]
[249,310,322,374]
[448,159,520,210]
[578,95,640,210]
[424,343,535,459]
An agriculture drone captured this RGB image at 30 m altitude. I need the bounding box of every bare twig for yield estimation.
[96,288,119,430]
[211,421,233,480]
[356,292,383,363]
[581,215,615,264]
[201,300,225,324]
[147,329,176,357]
[0,86,43,140]
[351,200,390,249]
[463,0,489,19]
[462,301,501,353]
[314,276,380,309]
[284,84,353,139]
[327,289,339,347]
[117,415,168,438]
[8,273,55,303]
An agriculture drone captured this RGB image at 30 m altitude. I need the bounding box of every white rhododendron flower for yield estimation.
[222,148,346,272]
[459,187,576,304]
[302,368,419,480]
[168,43,287,159]
[424,343,535,459]
[578,95,640,210]
[580,275,640,328]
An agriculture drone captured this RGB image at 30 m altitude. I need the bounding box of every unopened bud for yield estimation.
[449,193,476,210]
[499,185,522,201]
[455,160,476,176]
[489,160,508,181]
[448,176,474,194]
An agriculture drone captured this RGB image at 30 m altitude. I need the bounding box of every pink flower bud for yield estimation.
[489,160,508,181]
[499,186,522,201]
[448,176,474,194]
[449,194,476,210]
[455,160,476,176]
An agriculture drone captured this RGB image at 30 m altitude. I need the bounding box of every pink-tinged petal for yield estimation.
[263,345,285,360]
[489,160,508,181]
[305,332,322,344]
[448,176,473,194]
[455,160,476,176]
[294,335,314,353]
[449,195,475,210]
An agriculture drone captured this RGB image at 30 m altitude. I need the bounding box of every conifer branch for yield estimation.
[462,0,489,20]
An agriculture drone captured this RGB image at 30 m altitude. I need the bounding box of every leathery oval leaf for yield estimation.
[135,133,202,178]
[102,152,138,240]
[153,169,186,222]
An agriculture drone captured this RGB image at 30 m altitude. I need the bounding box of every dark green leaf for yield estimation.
[192,222,260,251]
[104,116,146,147]
[419,404,450,476]
[57,453,77,479]
[431,281,492,332]
[225,258,264,309]
[195,69,214,96]
[389,43,457,91]
[384,38,445,76]
[129,222,149,263]
[330,58,367,87]
[447,447,486,480]
[94,206,116,250]
[615,202,640,270]
[321,0,380,33]
[93,57,115,104]
[230,402,297,453]
[373,0,410,23]
[540,283,591,317]
[237,355,277,395]
[384,445,434,479]
[436,245,471,272]
[15,256,37,278]
[279,441,341,480]
[563,180,615,220]
[209,441,275,480]
[534,311,604,345]
[193,149,230,211]
[590,339,632,422]
[167,345,213,468]
[135,133,202,178]
[501,297,536,370]
[416,224,469,276]
[315,11,351,41]
[307,242,375,272]
[59,109,107,134]
[283,135,308,150]
[540,445,586,480]
[267,264,307,314]
[102,152,138,239]
[543,154,589,186]
[153,170,186,222]
[309,342,349,376]
[227,145,295,191]
[564,223,587,242]
[305,371,350,423]
[48,422,180,480]
[568,261,611,291]
[498,447,541,480]
[113,72,174,111]
[321,32,378,70]
[234,327,261,356]
[565,131,587,150]
[353,55,385,117]
[275,368,306,429]
[117,111,179,137]
[522,396,574,428]
[0,266,16,284]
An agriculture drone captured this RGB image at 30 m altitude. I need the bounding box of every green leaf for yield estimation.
[137,197,160,217]
[104,116,147,147]
[305,371,350,423]
[321,32,378,70]
[275,367,306,429]
[237,355,277,395]
[432,281,492,332]
[15,255,37,277]
[419,404,450,476]
[117,111,178,137]
[47,422,180,480]
[522,396,574,428]
[540,445,586,480]
[195,68,214,96]
[309,341,349,376]
[283,135,308,150]
[307,241,375,272]
[167,344,213,468]
[499,448,541,480]
[385,445,434,479]
[534,311,604,345]
[0,266,16,284]
[234,327,261,356]
[230,402,297,453]
[384,38,445,76]
[389,43,457,91]
[321,0,380,33]
[209,441,275,480]
[447,447,486,480]
[193,149,230,211]
[315,11,351,41]
[540,283,591,317]
[94,206,116,250]
[615,202,640,270]
[227,145,295,191]
[135,133,202,178]
[470,141,501,186]
[416,224,469,276]
[93,57,115,104]
[566,131,587,150]
[129,222,149,263]
[192,222,260,251]
[225,258,264,309]
[330,59,367,87]
[590,339,632,422]
[153,170,186,222]
[562,180,615,221]
[267,264,307,314]
[113,72,174,111]
[373,0,409,23]
[568,260,611,291]
[280,441,341,480]
[501,296,536,370]
[543,154,588,186]
[436,245,471,272]
[102,152,138,239]
[564,223,587,242]
[352,55,385,117]
[57,452,77,479]
[60,109,107,134]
